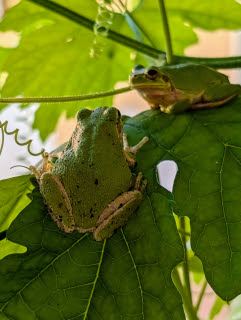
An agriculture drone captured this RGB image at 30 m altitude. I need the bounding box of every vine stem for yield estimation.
[0,86,131,104]
[194,280,208,312]
[180,217,193,305]
[172,268,199,320]
[26,0,241,68]
[158,0,173,64]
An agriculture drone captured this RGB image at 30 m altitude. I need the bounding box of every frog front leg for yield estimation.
[161,99,192,114]
[123,134,149,166]
[93,173,146,241]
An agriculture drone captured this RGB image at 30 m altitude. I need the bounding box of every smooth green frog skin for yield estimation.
[129,63,241,114]
[31,107,148,241]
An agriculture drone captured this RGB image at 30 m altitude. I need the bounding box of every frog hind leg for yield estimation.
[93,173,146,241]
[192,84,241,109]
[40,173,75,233]
[161,99,192,114]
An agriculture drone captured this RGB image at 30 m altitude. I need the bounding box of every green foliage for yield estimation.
[0,181,185,319]
[0,175,33,232]
[1,0,241,318]
[125,97,241,301]
[0,0,241,139]
[0,239,26,260]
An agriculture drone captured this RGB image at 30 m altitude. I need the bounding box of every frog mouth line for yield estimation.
[131,83,169,89]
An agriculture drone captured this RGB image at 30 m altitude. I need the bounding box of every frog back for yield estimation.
[161,64,230,94]
[53,107,132,229]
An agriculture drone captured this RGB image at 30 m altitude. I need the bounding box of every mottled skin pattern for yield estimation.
[31,107,148,241]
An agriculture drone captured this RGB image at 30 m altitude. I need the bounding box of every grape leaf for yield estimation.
[0,0,137,139]
[166,0,241,30]
[0,174,185,320]
[124,96,241,301]
[0,175,33,232]
[0,239,26,260]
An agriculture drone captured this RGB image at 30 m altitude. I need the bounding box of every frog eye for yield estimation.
[146,68,159,80]
[132,65,145,72]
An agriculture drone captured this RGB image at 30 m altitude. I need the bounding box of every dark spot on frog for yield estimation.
[95,179,98,185]
[89,163,94,168]
[90,214,94,218]
[76,185,79,188]
[58,203,63,208]
[118,203,123,208]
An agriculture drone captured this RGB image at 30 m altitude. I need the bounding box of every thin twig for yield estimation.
[158,0,173,64]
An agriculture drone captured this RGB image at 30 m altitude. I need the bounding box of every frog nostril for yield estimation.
[146,69,159,80]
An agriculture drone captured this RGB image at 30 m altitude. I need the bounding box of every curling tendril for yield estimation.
[0,120,45,156]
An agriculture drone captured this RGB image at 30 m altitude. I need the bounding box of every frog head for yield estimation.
[129,65,172,88]
[76,107,123,152]
[129,65,173,107]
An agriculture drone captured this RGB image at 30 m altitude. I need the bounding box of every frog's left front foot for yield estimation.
[123,134,149,166]
[93,172,147,241]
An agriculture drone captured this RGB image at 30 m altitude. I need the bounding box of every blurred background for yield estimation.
[0,1,241,319]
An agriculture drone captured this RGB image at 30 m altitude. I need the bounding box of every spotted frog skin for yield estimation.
[30,107,149,241]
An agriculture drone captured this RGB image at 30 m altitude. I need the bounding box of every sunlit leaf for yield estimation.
[0,175,33,232]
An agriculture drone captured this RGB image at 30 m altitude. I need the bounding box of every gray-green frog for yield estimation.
[30,107,149,241]
[129,63,241,114]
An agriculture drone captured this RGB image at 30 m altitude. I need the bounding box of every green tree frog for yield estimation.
[30,107,149,241]
[129,63,241,114]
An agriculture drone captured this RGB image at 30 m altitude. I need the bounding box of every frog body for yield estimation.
[30,107,148,241]
[129,63,241,114]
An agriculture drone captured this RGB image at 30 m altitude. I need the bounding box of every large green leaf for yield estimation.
[166,0,241,30]
[0,239,26,260]
[124,95,241,301]
[0,175,33,232]
[0,0,137,139]
[0,177,185,319]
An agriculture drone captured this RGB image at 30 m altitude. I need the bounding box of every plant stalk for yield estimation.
[195,280,208,312]
[180,216,193,307]
[0,87,131,104]
[158,0,173,64]
[27,0,241,68]
[172,268,199,320]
